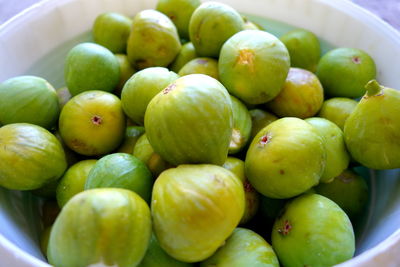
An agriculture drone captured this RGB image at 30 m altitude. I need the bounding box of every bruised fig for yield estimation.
[229,96,252,154]
[169,42,198,73]
[127,10,181,69]
[318,97,358,130]
[249,109,278,140]
[272,194,355,267]
[245,118,326,199]
[344,80,400,169]
[178,57,219,80]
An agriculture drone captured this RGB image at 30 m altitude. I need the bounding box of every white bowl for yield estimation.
[0,0,399,266]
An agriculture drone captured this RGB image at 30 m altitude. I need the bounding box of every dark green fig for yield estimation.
[0,76,60,129]
[64,42,120,96]
[249,109,278,140]
[85,153,153,203]
[92,12,132,53]
[114,54,136,96]
[318,97,358,130]
[200,228,279,267]
[229,95,252,154]
[344,80,400,169]
[133,134,172,178]
[156,0,201,39]
[145,74,233,166]
[272,194,355,267]
[315,169,369,220]
[189,1,244,57]
[117,126,145,154]
[169,42,198,72]
[178,57,219,80]
[245,118,326,198]
[316,47,376,98]
[280,29,320,72]
[151,164,244,262]
[121,67,179,125]
[127,10,181,70]
[266,67,324,119]
[219,30,290,105]
[306,117,350,183]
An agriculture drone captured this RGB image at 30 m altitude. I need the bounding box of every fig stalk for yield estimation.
[365,79,382,96]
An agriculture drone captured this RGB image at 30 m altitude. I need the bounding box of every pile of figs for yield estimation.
[0,0,399,266]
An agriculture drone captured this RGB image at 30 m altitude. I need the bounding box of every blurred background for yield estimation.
[0,0,399,29]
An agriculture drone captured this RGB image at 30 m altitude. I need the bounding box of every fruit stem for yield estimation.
[365,80,382,96]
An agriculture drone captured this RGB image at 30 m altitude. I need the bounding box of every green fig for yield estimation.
[114,54,136,96]
[344,80,400,169]
[316,47,376,98]
[145,74,233,165]
[200,228,279,267]
[219,30,290,104]
[266,68,324,118]
[242,16,263,31]
[245,118,326,198]
[189,1,244,57]
[156,0,201,39]
[40,226,52,257]
[178,57,219,80]
[151,164,244,262]
[127,10,181,70]
[315,169,369,220]
[318,97,358,130]
[249,109,278,140]
[272,194,355,267]
[169,42,198,72]
[56,86,72,110]
[280,29,320,72]
[121,67,179,125]
[229,96,252,154]
[306,117,350,183]
[117,126,145,154]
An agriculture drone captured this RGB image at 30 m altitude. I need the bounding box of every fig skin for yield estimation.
[169,42,198,73]
[151,164,245,262]
[127,10,181,70]
[306,117,350,183]
[266,68,324,119]
[117,126,145,154]
[189,1,244,57]
[178,57,219,80]
[249,109,278,140]
[272,194,355,267]
[344,80,400,169]
[219,30,290,105]
[229,95,252,154]
[318,97,358,130]
[200,228,279,267]
[245,117,326,199]
[145,74,233,166]
[114,54,136,96]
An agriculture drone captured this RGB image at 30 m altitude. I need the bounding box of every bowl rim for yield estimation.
[0,0,399,266]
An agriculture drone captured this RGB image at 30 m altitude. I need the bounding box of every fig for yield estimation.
[56,159,97,207]
[178,57,219,80]
[316,47,376,98]
[114,54,136,96]
[306,117,350,183]
[117,126,145,154]
[145,74,233,165]
[0,76,60,129]
[344,80,400,169]
[223,157,259,224]
[229,96,252,154]
[318,97,358,130]
[266,67,324,119]
[121,67,179,125]
[85,153,153,202]
[92,12,132,53]
[151,164,244,262]
[59,90,125,156]
[48,188,152,267]
[189,1,244,57]
[242,16,263,30]
[249,109,278,140]
[169,42,198,72]
[245,118,326,198]
[200,228,279,267]
[219,30,290,104]
[56,86,72,109]
[156,0,201,39]
[280,29,320,72]
[139,233,193,267]
[272,194,355,267]
[64,42,120,96]
[127,10,181,70]
[0,123,67,190]
[41,226,52,257]
[133,134,171,178]
[315,169,369,220]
